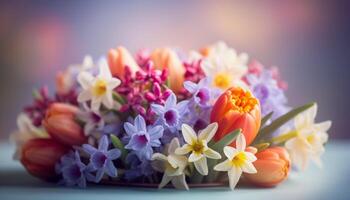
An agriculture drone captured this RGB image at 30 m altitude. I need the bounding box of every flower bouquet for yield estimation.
[11,42,331,190]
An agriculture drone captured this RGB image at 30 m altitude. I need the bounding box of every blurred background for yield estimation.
[0,0,349,140]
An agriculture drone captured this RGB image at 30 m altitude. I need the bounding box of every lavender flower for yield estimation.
[82,135,121,183]
[124,115,163,160]
[124,152,154,181]
[151,92,188,132]
[56,151,94,188]
[246,70,290,119]
[184,78,219,107]
[78,105,105,136]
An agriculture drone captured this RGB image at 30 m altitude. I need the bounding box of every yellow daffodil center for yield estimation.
[191,141,205,154]
[93,79,107,96]
[213,73,232,89]
[228,88,258,113]
[231,152,247,167]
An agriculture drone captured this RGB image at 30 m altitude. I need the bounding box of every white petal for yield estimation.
[159,174,172,189]
[198,122,218,142]
[203,148,221,159]
[102,91,114,109]
[168,138,180,154]
[152,153,168,161]
[91,97,102,113]
[223,146,239,160]
[194,157,208,175]
[236,133,246,151]
[181,124,197,145]
[171,175,189,190]
[78,71,94,89]
[315,121,331,133]
[188,152,203,162]
[98,59,112,79]
[227,167,242,190]
[175,144,192,155]
[108,78,121,89]
[244,152,257,162]
[78,91,92,102]
[241,162,257,174]
[214,160,232,171]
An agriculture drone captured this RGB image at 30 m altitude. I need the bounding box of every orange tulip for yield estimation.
[43,103,87,146]
[244,147,291,187]
[150,48,185,93]
[21,138,69,180]
[210,87,261,146]
[108,46,140,78]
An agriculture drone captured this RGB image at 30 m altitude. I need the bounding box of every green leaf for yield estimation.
[256,102,315,142]
[110,134,127,161]
[211,129,241,153]
[260,112,273,128]
[112,92,126,104]
[253,143,270,152]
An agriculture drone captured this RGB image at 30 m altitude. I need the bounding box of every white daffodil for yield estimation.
[201,41,249,90]
[10,113,48,160]
[152,138,189,190]
[77,59,121,113]
[175,123,221,175]
[284,104,331,170]
[214,133,257,190]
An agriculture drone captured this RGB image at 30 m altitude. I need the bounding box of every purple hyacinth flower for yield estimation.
[82,135,121,183]
[56,151,94,188]
[151,92,189,132]
[124,152,154,181]
[246,70,290,119]
[184,78,219,107]
[124,115,164,160]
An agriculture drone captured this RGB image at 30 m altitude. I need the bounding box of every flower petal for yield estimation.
[181,124,197,145]
[148,125,164,140]
[82,144,97,155]
[124,122,137,136]
[152,153,168,161]
[151,104,165,115]
[95,169,104,183]
[159,174,172,189]
[165,93,177,109]
[188,152,204,162]
[228,167,242,190]
[236,133,246,151]
[198,122,218,142]
[168,138,180,154]
[241,161,257,174]
[223,146,239,160]
[107,149,121,160]
[194,156,208,175]
[214,159,232,171]
[171,174,189,190]
[78,91,92,103]
[105,160,117,177]
[98,135,109,152]
[78,71,94,89]
[134,115,147,131]
[203,148,221,159]
[175,144,192,155]
[184,81,198,94]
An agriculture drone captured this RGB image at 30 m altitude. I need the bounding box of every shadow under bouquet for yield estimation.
[11,42,331,190]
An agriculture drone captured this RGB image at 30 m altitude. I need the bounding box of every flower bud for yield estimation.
[43,103,86,146]
[244,147,291,187]
[20,138,69,180]
[108,46,140,78]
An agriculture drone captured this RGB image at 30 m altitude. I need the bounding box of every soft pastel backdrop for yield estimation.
[0,0,349,141]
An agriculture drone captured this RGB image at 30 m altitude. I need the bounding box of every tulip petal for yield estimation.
[194,156,208,175]
[204,148,221,159]
[214,159,232,171]
[175,144,192,155]
[181,124,197,145]
[228,167,242,190]
[198,122,218,142]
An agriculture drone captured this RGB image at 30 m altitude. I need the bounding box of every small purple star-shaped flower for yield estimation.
[124,115,163,160]
[151,92,188,132]
[82,135,121,183]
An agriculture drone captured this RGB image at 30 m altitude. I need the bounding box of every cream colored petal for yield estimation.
[241,162,257,174]
[77,71,94,89]
[214,159,232,171]
[91,97,102,113]
[315,121,331,133]
[194,156,208,175]
[168,138,180,154]
[102,91,114,109]
[228,167,242,190]
[98,59,112,79]
[236,133,246,151]
[198,122,218,142]
[152,153,168,161]
[188,152,204,162]
[175,144,192,155]
[244,152,257,162]
[223,146,239,160]
[159,174,172,189]
[181,124,197,145]
[171,175,189,190]
[203,148,221,160]
[168,155,187,169]
[78,90,92,103]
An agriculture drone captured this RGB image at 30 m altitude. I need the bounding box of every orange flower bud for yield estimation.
[244,147,291,187]
[20,138,69,180]
[108,46,140,78]
[210,87,261,146]
[150,48,185,93]
[43,103,86,146]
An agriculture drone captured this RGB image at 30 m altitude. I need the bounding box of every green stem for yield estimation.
[267,131,298,144]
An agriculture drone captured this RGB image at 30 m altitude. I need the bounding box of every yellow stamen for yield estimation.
[93,79,107,96]
[232,152,247,167]
[229,88,258,113]
[191,141,205,154]
[213,73,232,89]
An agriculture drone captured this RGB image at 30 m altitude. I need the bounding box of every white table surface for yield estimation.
[1,141,349,200]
